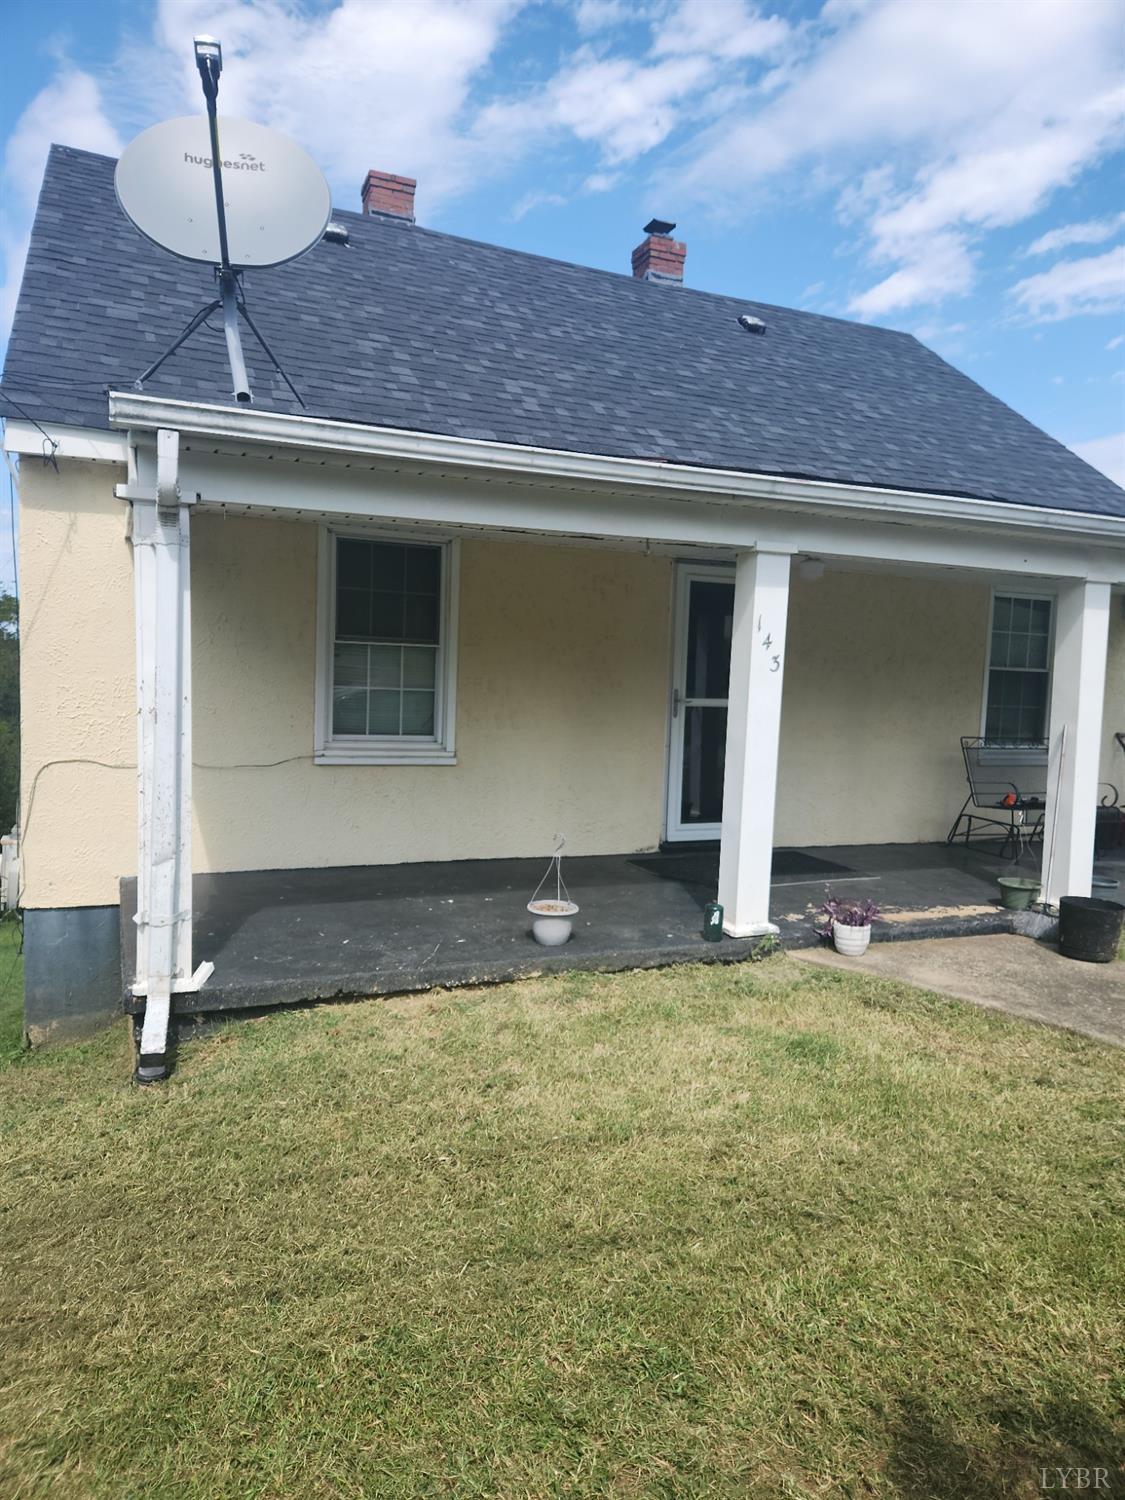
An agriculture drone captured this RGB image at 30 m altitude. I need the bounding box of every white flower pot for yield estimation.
[528,900,579,946]
[832,920,871,956]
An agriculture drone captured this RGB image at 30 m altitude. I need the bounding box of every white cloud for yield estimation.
[2,0,1124,345]
[149,0,526,206]
[573,0,633,33]
[479,1,791,177]
[1069,431,1125,489]
[545,50,715,162]
[1026,210,1125,256]
[1107,333,1125,350]
[509,188,567,220]
[910,319,968,347]
[1009,246,1125,322]
[1,70,120,331]
[657,0,1125,316]
[652,1,790,62]
[480,45,716,166]
[0,0,528,338]
[849,232,974,317]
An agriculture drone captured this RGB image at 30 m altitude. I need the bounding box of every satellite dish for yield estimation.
[115,115,331,268]
[120,38,329,407]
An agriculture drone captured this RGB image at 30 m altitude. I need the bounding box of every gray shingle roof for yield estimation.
[3,144,1123,517]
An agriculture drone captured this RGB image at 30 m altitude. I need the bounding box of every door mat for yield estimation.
[631,850,857,888]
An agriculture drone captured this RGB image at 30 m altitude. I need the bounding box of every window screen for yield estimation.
[332,538,441,738]
[984,595,1051,741]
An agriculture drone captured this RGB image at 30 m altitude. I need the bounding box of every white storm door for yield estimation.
[665,564,735,843]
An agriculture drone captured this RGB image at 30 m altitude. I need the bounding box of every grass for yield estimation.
[1,954,1123,1499]
[0,914,25,1064]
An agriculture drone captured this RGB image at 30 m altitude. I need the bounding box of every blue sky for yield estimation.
[1,0,1123,589]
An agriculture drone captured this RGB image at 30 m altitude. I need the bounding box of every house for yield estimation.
[3,144,1124,1074]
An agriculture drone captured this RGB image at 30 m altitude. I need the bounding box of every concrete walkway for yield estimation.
[794,934,1125,1047]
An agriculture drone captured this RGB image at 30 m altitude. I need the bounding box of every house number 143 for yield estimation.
[757,615,782,673]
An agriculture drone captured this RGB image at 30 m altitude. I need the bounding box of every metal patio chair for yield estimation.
[1095,734,1124,857]
[947,736,1048,859]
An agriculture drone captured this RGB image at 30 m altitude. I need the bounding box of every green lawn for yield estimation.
[1,953,1122,1499]
[0,915,25,1064]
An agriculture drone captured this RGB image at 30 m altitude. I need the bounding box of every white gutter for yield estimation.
[106,391,1125,547]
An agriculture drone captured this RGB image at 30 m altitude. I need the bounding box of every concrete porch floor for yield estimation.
[118,840,1125,1015]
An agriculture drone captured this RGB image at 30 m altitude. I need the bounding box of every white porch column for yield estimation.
[1041,579,1111,907]
[130,429,209,1080]
[718,548,792,937]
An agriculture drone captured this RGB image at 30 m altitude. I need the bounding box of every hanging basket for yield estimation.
[528,839,579,946]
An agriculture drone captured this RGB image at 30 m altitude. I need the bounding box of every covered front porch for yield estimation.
[101,395,1122,1073]
[118,840,1107,1015]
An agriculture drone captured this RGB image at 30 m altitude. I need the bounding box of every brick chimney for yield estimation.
[631,218,686,284]
[361,170,416,223]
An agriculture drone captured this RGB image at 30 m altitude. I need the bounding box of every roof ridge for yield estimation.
[323,204,916,338]
[9,143,1120,516]
[51,142,911,341]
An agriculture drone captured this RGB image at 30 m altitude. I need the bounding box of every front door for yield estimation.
[665,565,734,842]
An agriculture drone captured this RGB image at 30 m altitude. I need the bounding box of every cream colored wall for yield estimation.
[19,461,135,908]
[775,572,991,846]
[18,456,1124,910]
[190,519,673,874]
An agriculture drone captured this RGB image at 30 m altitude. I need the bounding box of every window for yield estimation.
[316,530,458,764]
[983,593,1052,742]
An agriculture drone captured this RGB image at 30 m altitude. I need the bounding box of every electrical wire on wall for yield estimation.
[16,753,321,914]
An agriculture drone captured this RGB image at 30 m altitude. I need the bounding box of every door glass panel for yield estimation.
[680,706,727,826]
[686,581,733,699]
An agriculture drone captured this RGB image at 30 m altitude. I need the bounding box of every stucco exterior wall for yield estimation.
[190,519,673,875]
[18,460,135,908]
[17,457,1124,910]
[776,571,992,846]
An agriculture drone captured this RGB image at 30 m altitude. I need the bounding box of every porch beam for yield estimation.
[120,444,1124,585]
[1041,580,1112,907]
[718,549,792,938]
[106,393,1125,550]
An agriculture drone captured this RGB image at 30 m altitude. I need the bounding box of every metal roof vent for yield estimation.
[323,222,350,245]
[738,314,766,335]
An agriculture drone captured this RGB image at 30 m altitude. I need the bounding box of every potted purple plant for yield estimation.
[815,894,880,956]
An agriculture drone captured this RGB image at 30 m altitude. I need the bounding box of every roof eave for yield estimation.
[12,393,1124,547]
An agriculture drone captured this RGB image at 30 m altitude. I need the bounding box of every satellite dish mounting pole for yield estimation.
[195,36,252,402]
[120,47,322,407]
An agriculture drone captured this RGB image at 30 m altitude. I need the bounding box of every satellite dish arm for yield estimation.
[193,36,250,401]
[196,46,233,275]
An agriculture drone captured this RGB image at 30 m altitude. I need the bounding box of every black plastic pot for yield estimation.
[1057,896,1125,964]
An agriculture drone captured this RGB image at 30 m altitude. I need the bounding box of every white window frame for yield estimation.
[314,524,459,765]
[979,588,1055,745]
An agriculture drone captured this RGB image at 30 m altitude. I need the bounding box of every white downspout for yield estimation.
[128,428,212,1082]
